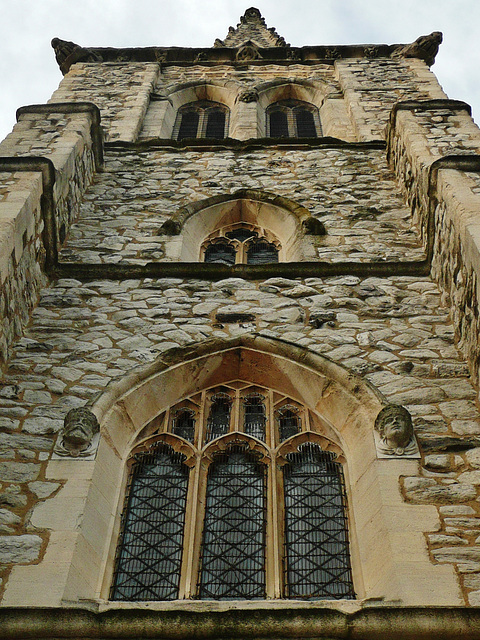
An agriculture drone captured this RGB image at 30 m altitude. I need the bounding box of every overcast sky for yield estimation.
[1,0,479,141]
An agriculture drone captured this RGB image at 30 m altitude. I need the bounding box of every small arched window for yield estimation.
[174,101,229,140]
[201,224,280,265]
[267,100,321,138]
[110,384,355,602]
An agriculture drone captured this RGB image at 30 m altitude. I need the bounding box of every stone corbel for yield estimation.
[374,404,420,459]
[53,407,100,460]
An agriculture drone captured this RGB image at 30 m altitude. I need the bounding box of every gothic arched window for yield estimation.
[174,101,229,140]
[267,100,321,138]
[110,384,355,602]
[201,224,280,265]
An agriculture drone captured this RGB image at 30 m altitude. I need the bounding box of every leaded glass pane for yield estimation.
[205,394,231,442]
[269,110,289,137]
[172,409,195,442]
[246,240,279,264]
[199,447,266,599]
[295,109,317,138]
[278,407,300,441]
[204,242,236,265]
[177,110,199,140]
[111,444,189,601]
[283,443,355,600]
[244,394,266,441]
[205,109,226,139]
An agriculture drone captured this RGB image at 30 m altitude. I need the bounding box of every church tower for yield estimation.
[2,8,480,638]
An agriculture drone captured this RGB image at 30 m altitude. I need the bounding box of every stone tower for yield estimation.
[1,7,480,638]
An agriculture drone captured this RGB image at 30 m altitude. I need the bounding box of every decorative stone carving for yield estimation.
[239,90,258,103]
[286,49,301,61]
[51,38,102,74]
[374,404,419,458]
[54,407,100,458]
[236,42,262,62]
[194,52,208,63]
[391,31,443,67]
[364,46,380,59]
[324,47,341,60]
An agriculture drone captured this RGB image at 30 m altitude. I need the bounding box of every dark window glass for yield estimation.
[204,242,236,265]
[111,444,189,601]
[225,227,258,242]
[296,109,317,138]
[205,394,231,442]
[283,443,355,600]
[177,110,199,140]
[246,240,279,265]
[199,447,266,599]
[244,395,266,441]
[172,409,195,443]
[205,109,226,139]
[269,110,289,137]
[278,407,300,441]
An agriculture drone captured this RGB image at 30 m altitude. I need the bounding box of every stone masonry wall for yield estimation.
[0,110,99,363]
[59,147,423,265]
[1,273,480,603]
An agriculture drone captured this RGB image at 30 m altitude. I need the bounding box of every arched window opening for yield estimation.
[277,405,301,441]
[172,408,196,443]
[199,446,266,599]
[283,443,355,600]
[205,393,232,442]
[204,241,236,265]
[225,228,258,243]
[111,443,189,602]
[174,101,229,140]
[110,384,353,602]
[243,394,267,441]
[246,239,279,264]
[267,100,321,139]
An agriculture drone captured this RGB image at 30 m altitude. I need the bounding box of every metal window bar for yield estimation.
[172,409,195,443]
[283,443,355,600]
[177,110,200,140]
[204,242,236,265]
[246,240,279,265]
[205,394,232,442]
[111,444,189,601]
[205,109,227,139]
[278,407,301,441]
[243,394,266,441]
[225,227,258,242]
[295,109,317,138]
[269,109,289,137]
[199,446,266,599]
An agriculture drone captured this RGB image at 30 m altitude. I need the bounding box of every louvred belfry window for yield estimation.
[201,224,280,265]
[174,101,229,140]
[267,100,321,138]
[111,383,355,601]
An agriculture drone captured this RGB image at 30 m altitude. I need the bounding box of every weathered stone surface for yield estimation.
[403,477,477,503]
[433,547,480,563]
[0,462,40,482]
[0,535,42,563]
[28,482,60,499]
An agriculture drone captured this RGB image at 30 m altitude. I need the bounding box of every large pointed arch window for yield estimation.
[174,101,229,140]
[110,383,354,601]
[267,100,321,138]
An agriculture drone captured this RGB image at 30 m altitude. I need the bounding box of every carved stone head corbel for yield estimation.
[374,404,419,458]
[54,407,100,458]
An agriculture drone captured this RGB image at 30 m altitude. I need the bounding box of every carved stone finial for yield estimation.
[392,31,443,66]
[374,404,418,457]
[54,407,100,458]
[243,7,263,21]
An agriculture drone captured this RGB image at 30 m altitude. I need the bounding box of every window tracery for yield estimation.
[266,99,321,138]
[173,101,229,140]
[201,223,280,265]
[111,383,355,602]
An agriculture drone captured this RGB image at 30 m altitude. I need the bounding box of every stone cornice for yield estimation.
[51,32,443,74]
